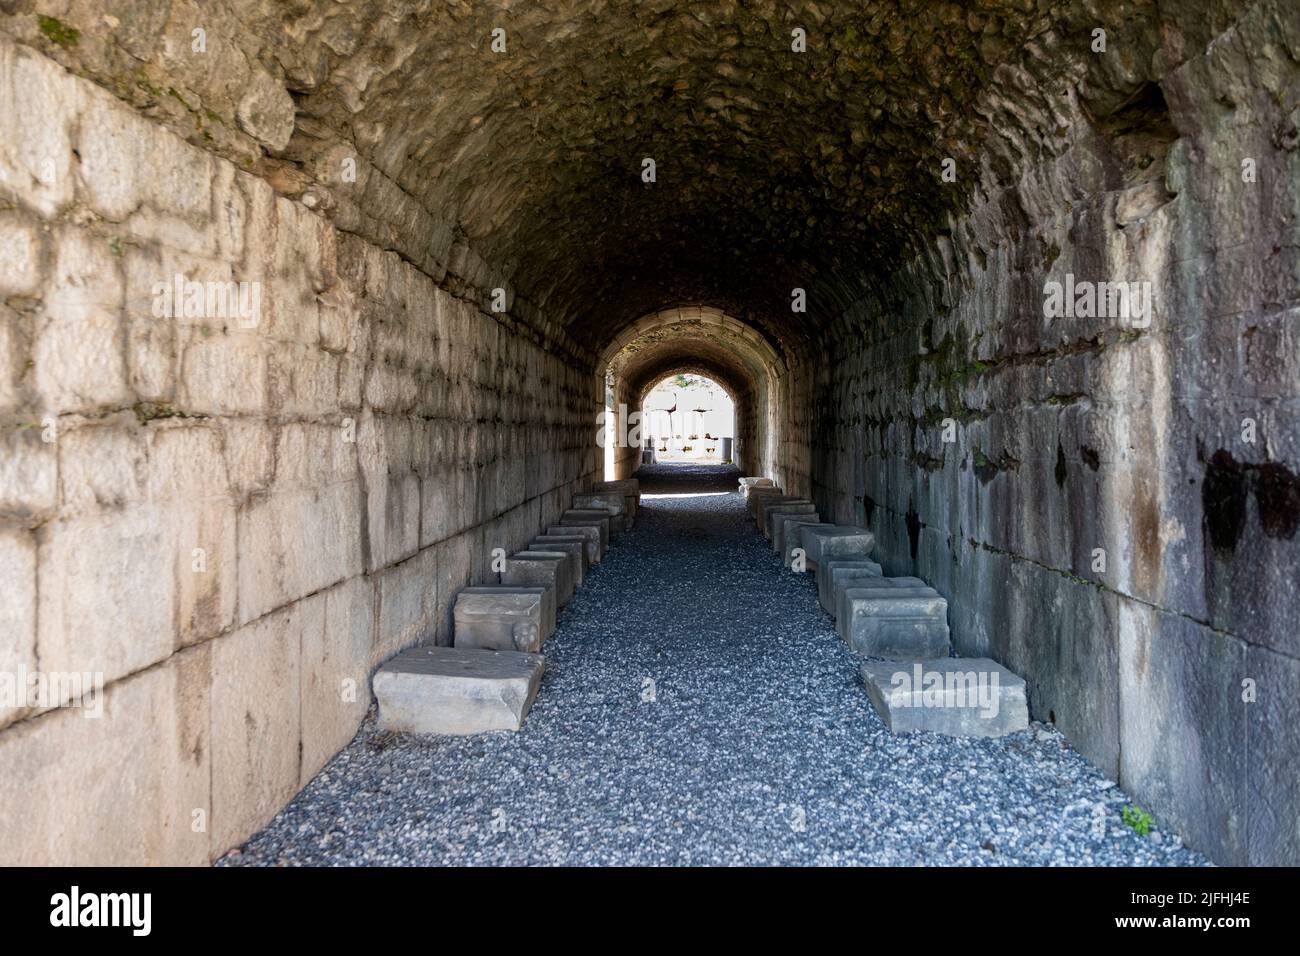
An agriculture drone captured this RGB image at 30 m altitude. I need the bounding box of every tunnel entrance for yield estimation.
[641,373,736,466]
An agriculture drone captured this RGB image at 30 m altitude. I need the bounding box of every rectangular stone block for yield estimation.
[748,494,795,522]
[799,524,875,568]
[454,588,548,652]
[739,477,774,500]
[560,512,610,551]
[756,495,809,531]
[573,491,625,515]
[568,505,623,535]
[860,658,1029,737]
[816,558,884,614]
[374,646,544,735]
[531,535,587,586]
[502,551,574,607]
[546,524,602,564]
[764,501,815,539]
[838,587,951,659]
[460,585,554,642]
[774,513,820,560]
[746,486,784,515]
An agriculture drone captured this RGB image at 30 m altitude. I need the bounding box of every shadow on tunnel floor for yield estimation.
[631,461,743,495]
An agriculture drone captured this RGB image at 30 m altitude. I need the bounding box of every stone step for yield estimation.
[837,586,951,659]
[815,558,884,614]
[453,587,550,652]
[530,535,588,586]
[859,658,1029,737]
[798,524,875,569]
[374,646,544,735]
[570,502,625,534]
[573,491,626,515]
[753,493,805,528]
[738,476,774,500]
[763,501,815,539]
[590,481,640,521]
[561,510,613,545]
[502,551,574,607]
[559,512,608,548]
[546,524,602,564]
[746,486,785,516]
[774,513,820,561]
[572,493,630,532]
[459,585,555,642]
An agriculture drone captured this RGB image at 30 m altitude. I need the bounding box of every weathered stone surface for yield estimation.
[773,512,820,560]
[567,505,623,535]
[560,512,610,551]
[838,587,951,660]
[531,535,587,586]
[763,501,816,540]
[546,524,602,564]
[502,551,574,607]
[461,585,554,643]
[816,558,885,614]
[746,487,785,516]
[454,588,548,653]
[373,646,544,736]
[799,525,875,568]
[739,477,774,500]
[860,658,1029,737]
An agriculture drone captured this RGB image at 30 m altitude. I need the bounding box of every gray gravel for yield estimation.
[221,463,1208,866]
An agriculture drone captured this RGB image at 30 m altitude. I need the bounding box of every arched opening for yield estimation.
[598,306,796,485]
[640,373,736,464]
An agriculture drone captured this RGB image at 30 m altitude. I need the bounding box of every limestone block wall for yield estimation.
[0,36,596,864]
[811,1,1300,865]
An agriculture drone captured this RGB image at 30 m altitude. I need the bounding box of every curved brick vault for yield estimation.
[0,0,1297,867]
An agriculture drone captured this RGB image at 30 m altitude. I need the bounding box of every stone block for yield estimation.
[774,512,820,559]
[530,535,587,586]
[568,505,623,535]
[799,524,875,568]
[573,491,625,515]
[0,529,36,729]
[739,476,774,500]
[461,584,553,640]
[546,523,602,564]
[860,658,1029,737]
[747,487,786,516]
[503,551,574,607]
[763,501,815,539]
[373,646,544,735]
[0,644,212,866]
[300,577,374,786]
[560,512,610,551]
[210,603,307,856]
[454,587,548,652]
[816,558,884,614]
[755,495,809,530]
[838,586,950,659]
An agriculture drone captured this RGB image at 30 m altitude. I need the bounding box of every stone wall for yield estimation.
[0,35,597,864]
[811,0,1300,865]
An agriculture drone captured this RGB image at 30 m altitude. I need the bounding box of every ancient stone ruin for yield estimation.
[0,0,1296,868]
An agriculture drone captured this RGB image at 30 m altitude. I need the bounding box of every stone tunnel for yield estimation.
[0,0,1296,867]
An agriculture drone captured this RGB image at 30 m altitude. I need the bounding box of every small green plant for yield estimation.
[38,15,80,48]
[1121,804,1153,836]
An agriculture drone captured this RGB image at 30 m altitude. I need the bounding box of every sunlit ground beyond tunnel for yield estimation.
[222,465,1206,866]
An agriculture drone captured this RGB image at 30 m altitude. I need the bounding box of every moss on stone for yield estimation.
[37,15,80,48]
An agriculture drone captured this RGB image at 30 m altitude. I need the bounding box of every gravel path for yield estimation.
[222,463,1207,866]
